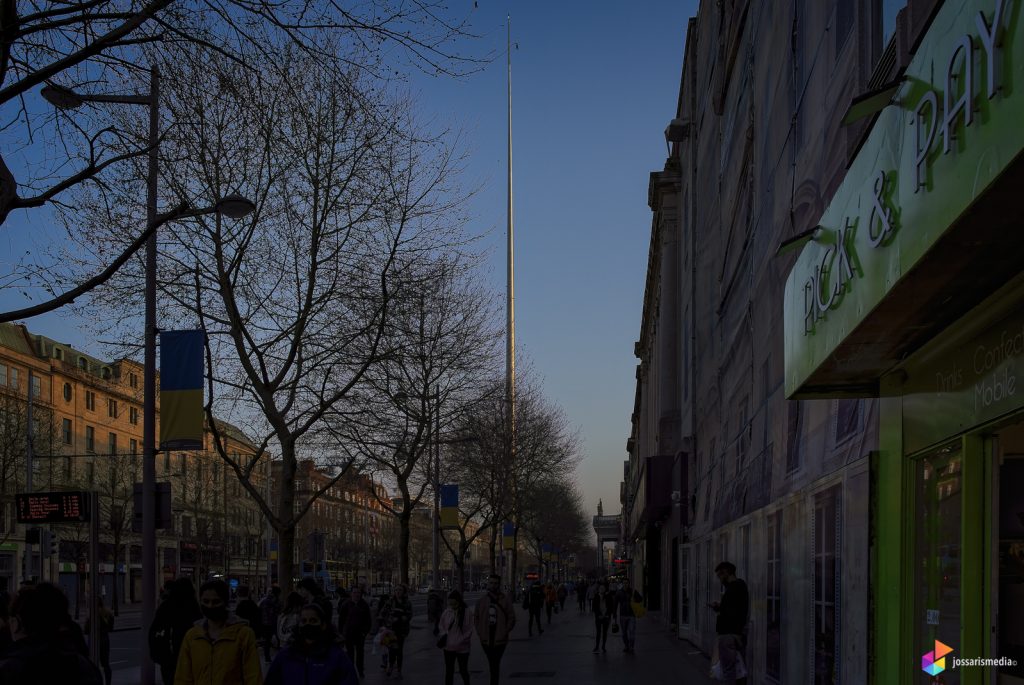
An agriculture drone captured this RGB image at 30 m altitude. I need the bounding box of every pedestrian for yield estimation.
[297,577,334,627]
[0,582,102,683]
[258,585,282,663]
[85,596,115,685]
[474,573,515,685]
[710,561,749,685]
[380,584,412,678]
[277,591,304,648]
[438,590,473,685]
[591,581,616,653]
[235,585,262,637]
[174,578,262,685]
[265,602,358,685]
[525,581,544,636]
[576,580,587,615]
[556,583,568,612]
[427,588,444,636]
[149,577,202,685]
[337,586,372,679]
[615,578,643,653]
[543,583,557,625]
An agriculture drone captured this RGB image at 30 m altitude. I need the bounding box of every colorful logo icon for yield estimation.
[922,640,954,675]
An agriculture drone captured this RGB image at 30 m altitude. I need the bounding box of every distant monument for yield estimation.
[597,499,604,517]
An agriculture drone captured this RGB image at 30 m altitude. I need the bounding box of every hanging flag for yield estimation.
[439,484,459,529]
[502,521,515,550]
[159,331,205,450]
[542,543,553,562]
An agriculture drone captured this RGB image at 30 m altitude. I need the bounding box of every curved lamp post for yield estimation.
[42,70,254,685]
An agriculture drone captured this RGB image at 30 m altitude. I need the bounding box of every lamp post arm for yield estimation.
[0,200,188,323]
[0,0,172,106]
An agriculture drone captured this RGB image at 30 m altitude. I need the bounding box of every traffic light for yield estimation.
[40,530,52,557]
[49,532,59,558]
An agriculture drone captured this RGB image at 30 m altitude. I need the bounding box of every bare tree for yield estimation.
[60,46,476,592]
[518,477,589,579]
[449,371,584,580]
[0,0,483,230]
[335,255,499,586]
[0,381,62,544]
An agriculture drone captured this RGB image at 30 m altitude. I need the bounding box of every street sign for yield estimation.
[16,491,91,523]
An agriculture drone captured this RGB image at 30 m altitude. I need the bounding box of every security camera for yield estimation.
[670,490,681,503]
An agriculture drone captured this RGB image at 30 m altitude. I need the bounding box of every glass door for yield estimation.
[914,443,962,685]
[997,433,1024,684]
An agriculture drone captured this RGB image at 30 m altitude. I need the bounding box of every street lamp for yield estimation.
[42,69,254,685]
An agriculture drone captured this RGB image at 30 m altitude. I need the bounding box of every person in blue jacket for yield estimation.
[265,602,358,685]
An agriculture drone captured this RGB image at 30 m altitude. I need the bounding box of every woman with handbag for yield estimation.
[591,581,616,653]
[438,590,474,685]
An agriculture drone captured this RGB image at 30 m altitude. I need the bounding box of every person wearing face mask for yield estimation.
[174,578,262,685]
[297,577,334,627]
[474,573,516,685]
[337,587,372,678]
[265,603,358,685]
[438,590,474,685]
[0,583,102,684]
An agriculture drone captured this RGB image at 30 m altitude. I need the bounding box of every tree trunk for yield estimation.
[398,510,411,586]
[276,442,298,593]
[510,525,520,588]
[456,538,468,591]
[277,523,296,593]
[488,525,497,571]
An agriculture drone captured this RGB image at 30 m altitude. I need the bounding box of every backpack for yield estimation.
[147,614,174,667]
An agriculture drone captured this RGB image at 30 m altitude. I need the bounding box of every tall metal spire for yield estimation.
[505,13,519,586]
[506,13,516,460]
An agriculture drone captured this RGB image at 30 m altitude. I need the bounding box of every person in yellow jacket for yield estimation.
[175,578,262,685]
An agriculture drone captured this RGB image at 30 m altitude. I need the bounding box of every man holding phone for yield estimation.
[711,561,748,685]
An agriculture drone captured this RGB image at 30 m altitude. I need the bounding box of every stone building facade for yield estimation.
[616,1,965,682]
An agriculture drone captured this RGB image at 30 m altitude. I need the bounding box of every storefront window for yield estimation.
[999,456,1024,679]
[813,486,841,685]
[915,444,961,684]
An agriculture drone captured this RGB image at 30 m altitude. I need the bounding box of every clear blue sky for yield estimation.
[409,2,696,522]
[0,1,698,526]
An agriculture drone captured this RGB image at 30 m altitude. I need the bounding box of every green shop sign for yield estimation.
[902,293,1024,453]
[784,0,1023,397]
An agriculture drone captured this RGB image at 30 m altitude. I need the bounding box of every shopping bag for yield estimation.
[710,640,722,680]
[735,654,748,678]
[630,601,647,618]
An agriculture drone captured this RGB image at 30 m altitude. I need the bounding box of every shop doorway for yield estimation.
[913,442,962,685]
[994,422,1024,685]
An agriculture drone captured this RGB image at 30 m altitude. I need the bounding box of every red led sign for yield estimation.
[16,491,91,523]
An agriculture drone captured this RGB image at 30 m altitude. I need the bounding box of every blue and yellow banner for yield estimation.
[502,521,515,551]
[439,484,459,529]
[542,542,553,562]
[159,330,205,451]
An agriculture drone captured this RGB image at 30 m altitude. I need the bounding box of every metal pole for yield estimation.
[141,64,160,685]
[26,369,35,581]
[266,456,273,593]
[89,491,101,668]
[431,390,439,590]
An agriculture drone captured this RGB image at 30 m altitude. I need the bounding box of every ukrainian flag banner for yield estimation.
[439,484,459,529]
[502,521,515,551]
[160,330,205,451]
[542,543,553,563]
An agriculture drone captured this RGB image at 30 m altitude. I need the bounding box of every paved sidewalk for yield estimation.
[112,602,714,684]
